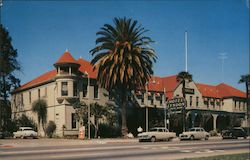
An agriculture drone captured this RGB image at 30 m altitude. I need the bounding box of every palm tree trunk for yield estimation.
[121,96,128,137]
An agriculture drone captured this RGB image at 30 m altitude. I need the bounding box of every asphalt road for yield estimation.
[0,139,249,160]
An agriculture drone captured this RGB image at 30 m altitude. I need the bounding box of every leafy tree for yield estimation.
[32,99,47,135]
[176,71,192,132]
[0,24,20,131]
[90,17,157,137]
[90,102,115,138]
[45,121,56,138]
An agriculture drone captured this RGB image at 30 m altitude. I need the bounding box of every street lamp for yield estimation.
[164,88,167,129]
[145,82,149,132]
[85,71,90,139]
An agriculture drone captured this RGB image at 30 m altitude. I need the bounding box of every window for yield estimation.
[38,89,40,99]
[141,95,144,105]
[71,113,77,129]
[29,91,31,103]
[21,93,23,105]
[61,82,68,96]
[73,82,78,97]
[189,96,192,107]
[94,85,99,99]
[44,87,47,97]
[234,100,237,109]
[83,83,87,97]
[196,97,199,107]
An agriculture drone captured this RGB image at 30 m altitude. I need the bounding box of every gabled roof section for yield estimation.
[148,76,164,92]
[196,83,245,98]
[196,83,221,98]
[217,83,245,98]
[77,58,97,79]
[54,51,79,66]
[13,70,57,93]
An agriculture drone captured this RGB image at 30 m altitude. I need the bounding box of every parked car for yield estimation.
[222,127,247,139]
[138,127,176,142]
[13,127,38,139]
[179,127,209,140]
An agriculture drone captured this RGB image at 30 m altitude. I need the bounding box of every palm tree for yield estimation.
[239,74,250,131]
[32,99,47,136]
[90,17,157,137]
[176,71,193,132]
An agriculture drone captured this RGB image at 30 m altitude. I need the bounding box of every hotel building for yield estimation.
[11,51,248,137]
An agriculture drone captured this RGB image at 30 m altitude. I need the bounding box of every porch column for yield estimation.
[212,114,218,131]
[191,112,196,128]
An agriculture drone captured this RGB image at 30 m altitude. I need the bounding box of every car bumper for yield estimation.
[179,135,191,140]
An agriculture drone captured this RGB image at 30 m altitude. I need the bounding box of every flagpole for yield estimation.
[185,31,188,72]
[0,0,3,25]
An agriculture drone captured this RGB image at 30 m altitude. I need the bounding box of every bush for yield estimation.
[15,114,37,131]
[99,123,121,138]
[45,121,56,138]
[209,130,218,137]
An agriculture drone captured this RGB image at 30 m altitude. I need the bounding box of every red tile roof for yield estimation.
[13,52,246,99]
[196,83,245,98]
[14,70,57,92]
[77,58,97,79]
[54,51,79,65]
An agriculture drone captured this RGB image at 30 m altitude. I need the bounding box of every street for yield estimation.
[0,138,249,160]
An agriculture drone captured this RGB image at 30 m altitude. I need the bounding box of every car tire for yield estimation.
[205,135,209,140]
[190,135,194,140]
[151,136,156,142]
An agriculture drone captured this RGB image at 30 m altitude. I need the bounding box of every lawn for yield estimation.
[181,153,250,160]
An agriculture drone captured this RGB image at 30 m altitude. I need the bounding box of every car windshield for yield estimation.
[149,128,158,132]
[189,128,196,132]
[23,129,33,131]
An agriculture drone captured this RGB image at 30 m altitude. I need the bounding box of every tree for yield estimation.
[90,17,157,137]
[239,74,250,127]
[176,71,193,132]
[90,102,115,138]
[0,24,20,131]
[32,99,47,136]
[45,121,56,138]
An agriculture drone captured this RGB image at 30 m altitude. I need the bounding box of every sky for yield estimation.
[1,0,249,91]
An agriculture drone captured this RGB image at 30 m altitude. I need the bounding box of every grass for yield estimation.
[181,153,250,160]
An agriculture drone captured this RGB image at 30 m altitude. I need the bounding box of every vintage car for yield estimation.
[138,127,176,142]
[179,127,209,140]
[13,127,38,139]
[222,127,247,139]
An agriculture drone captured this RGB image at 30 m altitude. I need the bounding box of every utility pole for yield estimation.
[218,53,228,82]
[185,31,188,72]
[0,0,3,25]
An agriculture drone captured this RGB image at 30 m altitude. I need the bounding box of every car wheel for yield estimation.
[244,136,247,139]
[151,136,156,142]
[205,135,209,140]
[190,135,194,140]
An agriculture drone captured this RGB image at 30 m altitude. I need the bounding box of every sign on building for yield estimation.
[167,97,186,113]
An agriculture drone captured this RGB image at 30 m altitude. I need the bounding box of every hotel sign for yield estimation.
[167,97,187,111]
[184,88,194,94]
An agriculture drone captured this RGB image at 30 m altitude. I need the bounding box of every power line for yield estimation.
[218,53,228,82]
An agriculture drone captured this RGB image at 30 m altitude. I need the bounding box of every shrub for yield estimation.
[45,121,56,138]
[16,114,37,131]
[209,130,218,137]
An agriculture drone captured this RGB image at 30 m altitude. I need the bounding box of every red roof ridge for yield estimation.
[54,51,79,65]
[13,70,57,92]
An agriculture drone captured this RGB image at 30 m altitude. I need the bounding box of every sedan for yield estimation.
[179,127,209,140]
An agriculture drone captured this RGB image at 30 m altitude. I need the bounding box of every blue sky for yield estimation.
[1,0,249,91]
